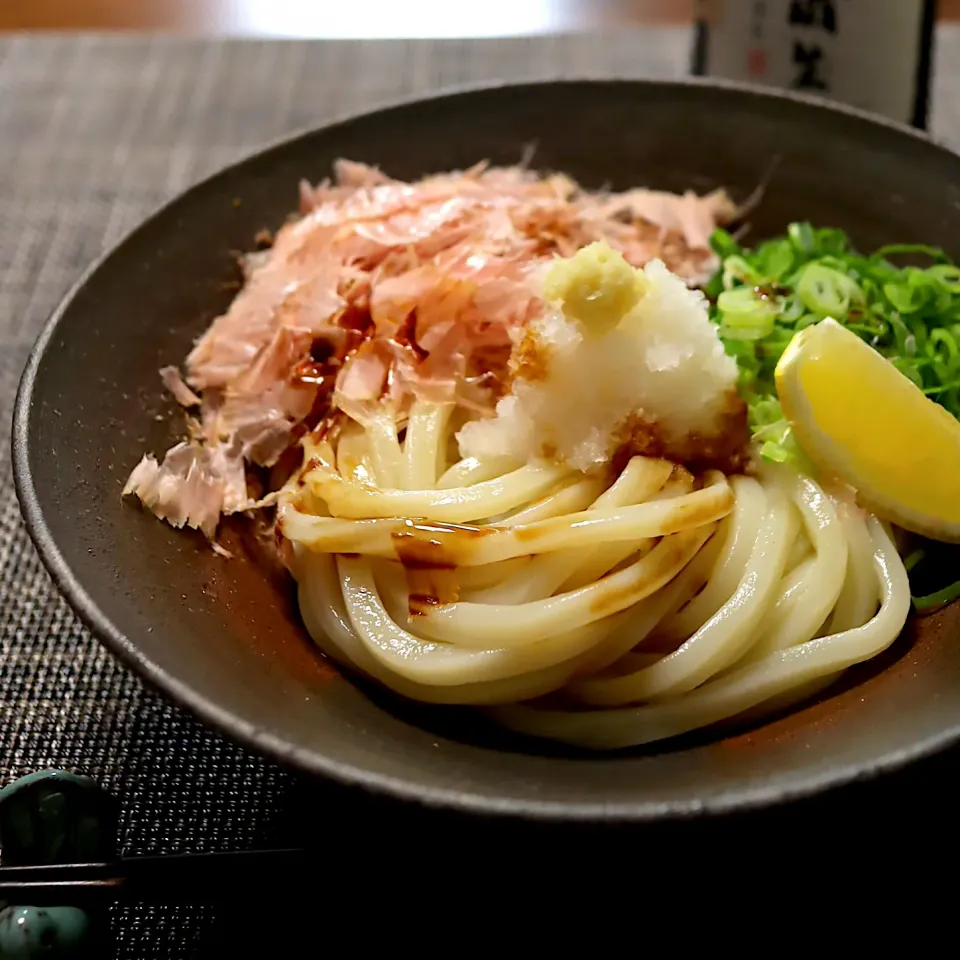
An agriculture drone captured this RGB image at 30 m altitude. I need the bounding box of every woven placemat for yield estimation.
[2,29,959,954]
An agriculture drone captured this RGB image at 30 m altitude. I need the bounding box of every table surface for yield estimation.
[2,28,960,955]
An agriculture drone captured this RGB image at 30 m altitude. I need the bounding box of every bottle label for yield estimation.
[694,1,933,126]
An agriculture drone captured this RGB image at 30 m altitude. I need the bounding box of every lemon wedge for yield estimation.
[775,317,960,542]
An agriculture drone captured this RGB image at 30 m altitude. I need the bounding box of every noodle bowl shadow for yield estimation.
[14,79,960,820]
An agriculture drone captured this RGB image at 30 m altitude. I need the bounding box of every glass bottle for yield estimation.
[691,1,938,128]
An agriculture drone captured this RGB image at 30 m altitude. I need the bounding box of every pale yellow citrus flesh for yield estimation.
[775,318,960,542]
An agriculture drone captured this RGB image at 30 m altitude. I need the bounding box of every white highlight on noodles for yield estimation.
[278,401,912,749]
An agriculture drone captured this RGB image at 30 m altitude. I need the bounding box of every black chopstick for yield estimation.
[0,848,310,902]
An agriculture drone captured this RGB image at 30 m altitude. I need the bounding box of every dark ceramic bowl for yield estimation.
[13,79,960,821]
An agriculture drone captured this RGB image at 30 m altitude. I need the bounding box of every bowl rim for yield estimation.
[13,75,960,822]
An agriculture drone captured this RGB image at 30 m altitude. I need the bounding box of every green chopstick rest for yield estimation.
[0,906,90,959]
[0,770,118,958]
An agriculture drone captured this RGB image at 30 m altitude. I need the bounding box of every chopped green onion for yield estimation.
[871,243,949,264]
[716,287,779,340]
[787,221,815,255]
[929,328,960,365]
[709,228,741,261]
[890,357,925,387]
[796,263,860,318]
[903,549,926,573]
[913,579,960,612]
[704,223,960,615]
[704,221,960,471]
[928,264,960,293]
[754,238,795,281]
[924,379,960,396]
[721,255,760,290]
[758,441,791,462]
[883,281,923,314]
[815,228,850,257]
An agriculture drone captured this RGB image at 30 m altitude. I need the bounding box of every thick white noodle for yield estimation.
[436,454,520,490]
[488,477,606,527]
[489,518,909,748]
[335,424,375,484]
[569,479,793,705]
[468,458,672,605]
[743,468,848,661]
[365,415,403,488]
[400,400,453,490]
[280,478,734,564]
[560,466,692,593]
[410,527,714,648]
[298,550,598,704]
[656,475,766,641]
[345,555,628,685]
[282,401,913,749]
[307,449,574,522]
[456,557,532,593]
[825,504,878,633]
[571,562,706,675]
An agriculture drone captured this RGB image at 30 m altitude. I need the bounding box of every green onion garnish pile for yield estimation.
[702,223,960,611]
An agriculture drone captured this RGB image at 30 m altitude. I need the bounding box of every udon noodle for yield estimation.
[277,405,910,749]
